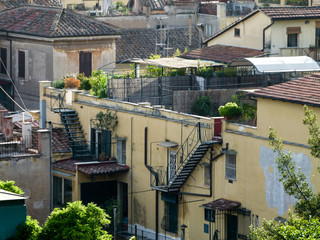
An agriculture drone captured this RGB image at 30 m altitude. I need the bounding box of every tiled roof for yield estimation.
[251,73,320,107]
[0,6,120,38]
[146,0,164,10]
[260,6,320,20]
[53,159,130,175]
[181,44,265,64]
[202,198,241,210]
[31,128,71,153]
[4,0,61,9]
[116,27,200,62]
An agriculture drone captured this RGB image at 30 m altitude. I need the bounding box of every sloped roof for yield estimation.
[0,189,28,201]
[116,27,200,62]
[201,198,241,210]
[181,44,265,64]
[53,159,130,175]
[4,0,61,9]
[260,6,320,20]
[0,6,120,38]
[251,73,320,107]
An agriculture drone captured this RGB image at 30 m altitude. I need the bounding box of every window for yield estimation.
[204,208,215,222]
[18,50,25,78]
[163,201,178,233]
[53,176,72,207]
[316,22,320,48]
[204,165,210,185]
[234,28,240,37]
[91,128,111,159]
[205,24,213,38]
[117,140,126,164]
[225,153,236,180]
[0,48,7,75]
[79,51,92,77]
[287,27,301,47]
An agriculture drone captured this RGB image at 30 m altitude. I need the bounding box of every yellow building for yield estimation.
[39,72,320,239]
[204,7,320,61]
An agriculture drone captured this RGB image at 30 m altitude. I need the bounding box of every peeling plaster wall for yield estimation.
[259,146,312,216]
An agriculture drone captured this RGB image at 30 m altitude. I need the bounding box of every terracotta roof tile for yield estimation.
[260,6,320,20]
[251,73,320,107]
[0,6,119,38]
[181,44,265,64]
[4,0,61,9]
[202,198,241,210]
[53,159,130,175]
[116,27,200,62]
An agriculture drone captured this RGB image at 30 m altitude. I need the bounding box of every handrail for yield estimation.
[50,91,65,112]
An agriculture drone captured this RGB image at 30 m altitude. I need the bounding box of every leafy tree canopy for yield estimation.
[0,180,24,194]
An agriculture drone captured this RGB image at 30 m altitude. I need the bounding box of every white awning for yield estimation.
[229,56,320,73]
[131,57,223,69]
[157,141,178,148]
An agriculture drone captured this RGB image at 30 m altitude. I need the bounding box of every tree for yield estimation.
[250,105,320,239]
[191,95,214,116]
[38,201,111,240]
[8,216,41,240]
[0,180,24,194]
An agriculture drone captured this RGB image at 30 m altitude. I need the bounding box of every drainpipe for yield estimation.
[144,127,159,240]
[263,20,274,51]
[48,121,53,211]
[130,117,133,233]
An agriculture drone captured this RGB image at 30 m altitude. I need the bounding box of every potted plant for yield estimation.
[218,102,242,120]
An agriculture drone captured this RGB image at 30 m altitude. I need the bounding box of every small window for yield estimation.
[205,24,213,38]
[117,140,126,164]
[204,165,210,186]
[0,48,7,75]
[53,176,72,208]
[234,28,240,37]
[18,50,25,78]
[204,208,215,222]
[287,27,300,47]
[79,51,92,77]
[225,153,236,180]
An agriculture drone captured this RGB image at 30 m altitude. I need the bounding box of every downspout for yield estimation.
[179,151,224,197]
[48,121,53,211]
[144,127,159,240]
[263,20,274,51]
[130,117,133,233]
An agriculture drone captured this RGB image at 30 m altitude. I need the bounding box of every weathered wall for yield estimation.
[0,130,51,225]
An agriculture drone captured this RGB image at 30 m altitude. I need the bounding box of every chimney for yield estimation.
[38,129,51,157]
[189,15,192,47]
[0,0,5,12]
[217,3,226,21]
[22,122,32,148]
[40,100,47,129]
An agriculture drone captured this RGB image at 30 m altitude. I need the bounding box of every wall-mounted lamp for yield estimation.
[305,20,310,24]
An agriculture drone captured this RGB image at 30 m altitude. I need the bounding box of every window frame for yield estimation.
[0,47,7,75]
[53,176,72,208]
[234,28,240,37]
[287,33,298,47]
[225,153,237,180]
[163,201,178,233]
[117,139,126,165]
[204,208,215,222]
[79,51,92,77]
[18,50,26,79]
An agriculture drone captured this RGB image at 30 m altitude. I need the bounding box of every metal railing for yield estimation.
[0,135,37,158]
[50,91,65,112]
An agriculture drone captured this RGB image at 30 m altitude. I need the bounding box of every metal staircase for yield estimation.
[50,91,91,159]
[152,122,222,192]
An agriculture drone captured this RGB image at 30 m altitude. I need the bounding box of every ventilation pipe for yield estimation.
[189,15,192,47]
[40,100,46,129]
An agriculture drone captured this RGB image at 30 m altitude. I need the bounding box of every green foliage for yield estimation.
[78,73,92,91]
[197,61,214,78]
[113,1,128,14]
[215,67,237,77]
[94,110,118,131]
[89,70,108,98]
[218,102,242,119]
[285,0,308,5]
[38,201,111,240]
[0,180,24,194]
[8,216,41,240]
[52,80,65,89]
[146,54,163,77]
[250,213,320,240]
[191,95,214,116]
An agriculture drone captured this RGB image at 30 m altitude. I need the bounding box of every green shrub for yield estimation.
[218,102,242,119]
[8,216,41,240]
[285,0,307,5]
[216,67,238,77]
[52,80,65,89]
[0,180,24,194]
[191,96,214,116]
[77,73,91,91]
[89,70,108,98]
[38,201,111,240]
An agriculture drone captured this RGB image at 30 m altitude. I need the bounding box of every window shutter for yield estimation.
[18,50,25,78]
[0,48,7,74]
[79,52,92,77]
